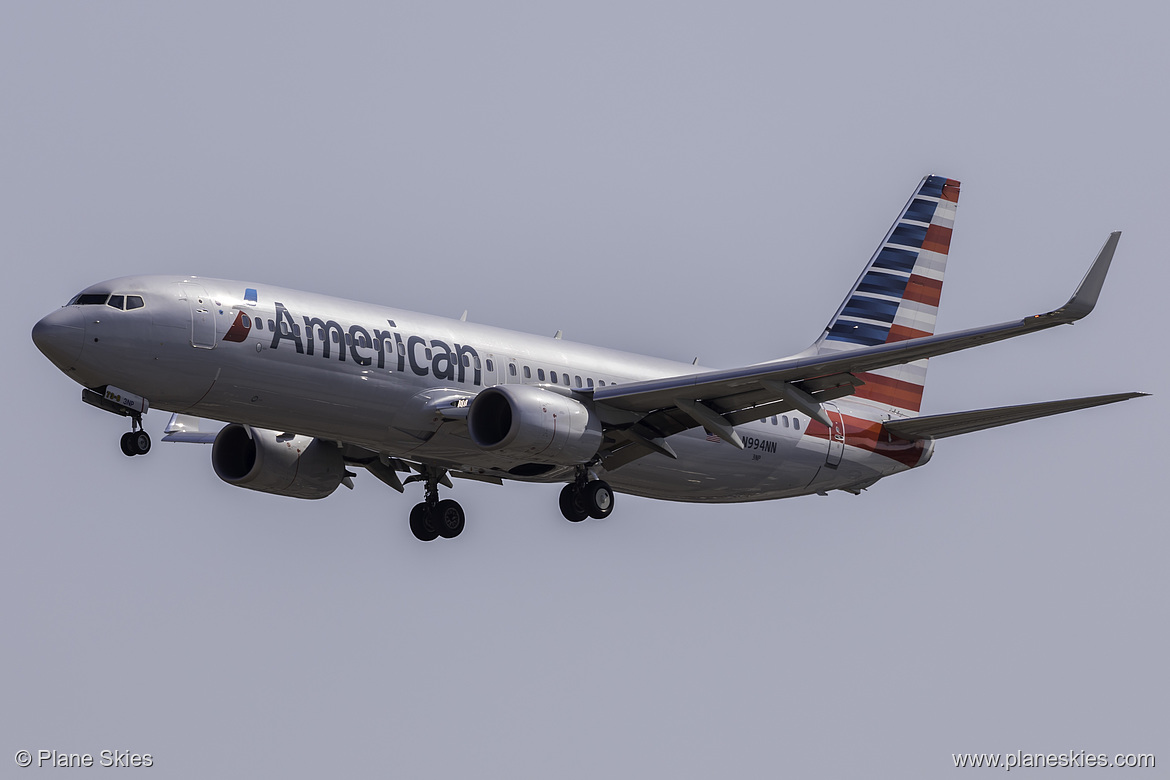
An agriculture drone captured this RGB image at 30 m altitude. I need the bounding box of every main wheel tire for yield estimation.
[559,484,589,523]
[409,503,439,542]
[120,432,136,457]
[132,430,151,455]
[433,499,466,539]
[584,480,615,519]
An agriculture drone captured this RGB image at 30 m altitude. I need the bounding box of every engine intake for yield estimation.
[212,424,346,499]
[467,385,602,465]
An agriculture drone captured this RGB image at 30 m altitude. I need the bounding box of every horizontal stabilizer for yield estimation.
[883,392,1147,440]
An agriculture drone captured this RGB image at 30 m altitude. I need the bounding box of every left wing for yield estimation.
[162,413,220,443]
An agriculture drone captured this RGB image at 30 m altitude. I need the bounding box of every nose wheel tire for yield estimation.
[120,430,151,456]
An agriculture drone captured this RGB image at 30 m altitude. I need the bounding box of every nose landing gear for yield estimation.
[80,386,152,457]
[119,427,151,457]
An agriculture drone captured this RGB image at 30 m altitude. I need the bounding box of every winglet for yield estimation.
[1051,231,1121,321]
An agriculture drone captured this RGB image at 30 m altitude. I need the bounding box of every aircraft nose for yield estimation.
[32,306,85,370]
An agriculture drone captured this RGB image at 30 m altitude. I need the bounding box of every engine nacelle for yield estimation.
[466,385,602,465]
[211,424,346,499]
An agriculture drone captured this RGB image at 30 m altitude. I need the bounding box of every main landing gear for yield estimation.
[559,469,614,523]
[406,467,465,542]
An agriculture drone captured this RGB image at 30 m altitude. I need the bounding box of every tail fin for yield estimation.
[809,174,960,416]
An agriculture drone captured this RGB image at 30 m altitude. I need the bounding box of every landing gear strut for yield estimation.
[406,467,466,542]
[559,468,614,523]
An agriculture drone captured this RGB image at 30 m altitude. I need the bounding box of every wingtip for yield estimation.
[1053,232,1121,321]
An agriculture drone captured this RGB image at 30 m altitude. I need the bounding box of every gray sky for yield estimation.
[2,2,1165,777]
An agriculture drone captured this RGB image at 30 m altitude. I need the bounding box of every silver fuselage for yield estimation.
[34,275,926,502]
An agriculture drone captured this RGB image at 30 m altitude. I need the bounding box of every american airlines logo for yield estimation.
[228,302,486,386]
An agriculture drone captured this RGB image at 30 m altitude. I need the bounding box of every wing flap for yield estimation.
[882,392,1147,440]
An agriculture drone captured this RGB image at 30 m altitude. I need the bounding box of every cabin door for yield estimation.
[179,283,216,349]
[824,402,846,468]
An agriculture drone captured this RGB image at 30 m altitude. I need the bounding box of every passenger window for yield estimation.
[107,295,125,310]
[537,368,546,381]
[771,416,778,425]
[523,366,531,379]
[473,356,481,369]
[268,319,276,331]
[598,380,605,387]
[486,359,494,372]
[508,363,517,376]
[462,354,471,367]
[782,416,789,428]
[574,375,582,387]
[550,371,558,383]
[793,418,801,431]
[345,333,352,346]
[332,331,340,344]
[126,296,144,310]
[562,374,570,386]
[586,378,594,388]
[398,341,407,355]
[293,324,301,336]
[255,318,263,331]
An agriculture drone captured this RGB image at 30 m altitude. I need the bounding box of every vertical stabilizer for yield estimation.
[809,174,960,416]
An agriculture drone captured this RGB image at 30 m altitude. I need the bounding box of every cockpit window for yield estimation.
[71,293,109,305]
[126,296,144,310]
[107,295,125,310]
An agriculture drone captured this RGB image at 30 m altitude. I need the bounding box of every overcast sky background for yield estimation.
[2,3,1165,777]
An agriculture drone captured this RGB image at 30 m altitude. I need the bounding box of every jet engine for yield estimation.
[466,385,602,465]
[211,424,347,499]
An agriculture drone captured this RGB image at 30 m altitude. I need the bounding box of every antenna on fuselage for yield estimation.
[459,310,468,322]
[553,330,562,339]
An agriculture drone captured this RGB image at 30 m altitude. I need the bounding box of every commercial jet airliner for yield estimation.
[32,176,1144,541]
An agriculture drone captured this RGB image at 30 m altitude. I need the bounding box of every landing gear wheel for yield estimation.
[559,484,590,523]
[433,499,466,539]
[120,432,136,457]
[132,430,151,455]
[409,503,439,542]
[583,480,614,519]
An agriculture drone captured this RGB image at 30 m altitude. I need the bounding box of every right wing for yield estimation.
[591,232,1128,469]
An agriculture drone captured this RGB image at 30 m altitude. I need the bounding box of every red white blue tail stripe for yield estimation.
[813,175,960,415]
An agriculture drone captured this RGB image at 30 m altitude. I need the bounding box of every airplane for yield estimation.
[31,175,1145,541]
